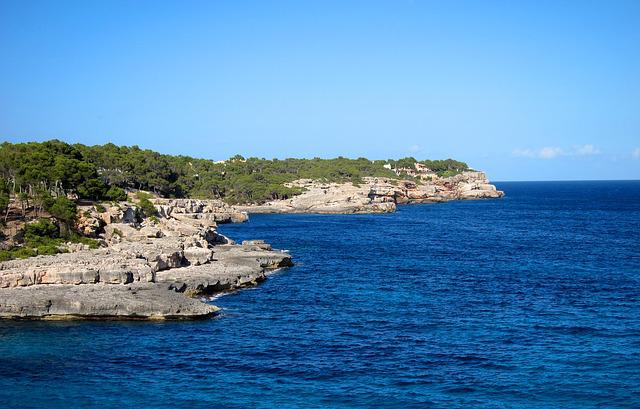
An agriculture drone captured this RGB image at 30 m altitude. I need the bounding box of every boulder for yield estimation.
[242,240,272,251]
[76,211,105,237]
[183,247,214,266]
[0,283,219,320]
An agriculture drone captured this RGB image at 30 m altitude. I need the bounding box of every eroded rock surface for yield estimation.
[153,198,249,224]
[0,283,219,320]
[0,170,501,319]
[0,199,290,320]
[237,171,503,214]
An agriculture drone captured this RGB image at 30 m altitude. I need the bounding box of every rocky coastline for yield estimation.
[0,199,291,320]
[236,171,503,214]
[0,170,502,320]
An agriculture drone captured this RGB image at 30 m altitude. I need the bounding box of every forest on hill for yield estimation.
[0,140,469,208]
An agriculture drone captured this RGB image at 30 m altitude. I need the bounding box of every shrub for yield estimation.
[77,178,108,200]
[104,186,127,202]
[136,192,158,217]
[35,244,62,256]
[47,197,77,237]
[11,247,37,259]
[24,219,59,244]
[0,179,9,217]
[68,233,101,249]
[0,250,12,262]
[0,246,37,260]
[438,170,459,178]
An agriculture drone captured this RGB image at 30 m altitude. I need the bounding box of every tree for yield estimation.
[0,140,471,205]
[104,186,127,201]
[18,192,29,218]
[77,178,108,200]
[0,178,9,223]
[136,192,158,218]
[48,197,77,237]
[24,218,59,243]
[33,189,54,217]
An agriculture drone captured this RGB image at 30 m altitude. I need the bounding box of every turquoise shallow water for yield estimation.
[1,181,639,408]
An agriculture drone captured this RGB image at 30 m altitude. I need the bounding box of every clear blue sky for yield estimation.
[1,0,639,181]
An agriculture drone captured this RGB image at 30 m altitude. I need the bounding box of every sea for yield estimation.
[1,181,639,408]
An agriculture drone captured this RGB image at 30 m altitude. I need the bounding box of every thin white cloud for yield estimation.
[512,147,563,159]
[511,148,535,158]
[513,144,601,159]
[409,144,422,153]
[574,144,600,156]
[539,147,564,159]
[632,148,640,159]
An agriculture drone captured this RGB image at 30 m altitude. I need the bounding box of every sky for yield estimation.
[1,0,639,181]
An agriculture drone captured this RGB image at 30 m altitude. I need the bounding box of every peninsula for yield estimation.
[0,140,503,319]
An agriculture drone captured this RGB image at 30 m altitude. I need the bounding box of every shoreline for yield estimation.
[0,172,502,321]
[235,172,504,215]
[236,195,504,215]
[0,199,293,320]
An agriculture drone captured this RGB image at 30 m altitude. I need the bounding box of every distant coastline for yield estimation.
[0,140,503,320]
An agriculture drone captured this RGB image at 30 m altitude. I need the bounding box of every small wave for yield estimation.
[533,324,602,335]
[445,386,477,394]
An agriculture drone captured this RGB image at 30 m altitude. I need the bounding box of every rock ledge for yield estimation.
[0,199,290,320]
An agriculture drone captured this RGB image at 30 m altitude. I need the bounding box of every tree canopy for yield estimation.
[0,140,470,205]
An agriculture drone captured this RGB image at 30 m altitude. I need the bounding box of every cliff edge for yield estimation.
[0,199,291,320]
[236,171,503,214]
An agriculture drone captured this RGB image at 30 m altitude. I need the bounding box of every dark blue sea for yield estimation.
[1,181,639,408]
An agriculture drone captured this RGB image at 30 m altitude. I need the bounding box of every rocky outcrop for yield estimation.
[0,169,500,319]
[237,171,503,214]
[0,283,219,320]
[76,211,106,237]
[235,180,397,214]
[0,198,290,320]
[371,171,504,204]
[153,198,248,224]
[0,242,291,319]
[155,246,293,296]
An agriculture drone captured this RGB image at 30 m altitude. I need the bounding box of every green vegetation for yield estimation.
[386,157,470,177]
[136,192,158,217]
[24,218,59,243]
[0,218,99,262]
[387,157,419,170]
[0,179,9,221]
[68,234,101,250]
[0,140,470,206]
[104,186,127,201]
[48,197,77,236]
[419,159,470,176]
[0,140,109,200]
[0,140,472,261]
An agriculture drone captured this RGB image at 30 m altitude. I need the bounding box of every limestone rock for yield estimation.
[140,225,163,238]
[76,211,105,237]
[156,246,292,295]
[0,203,291,320]
[236,180,397,214]
[0,283,219,320]
[183,247,214,266]
[237,171,502,214]
[242,240,272,251]
[153,198,248,224]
